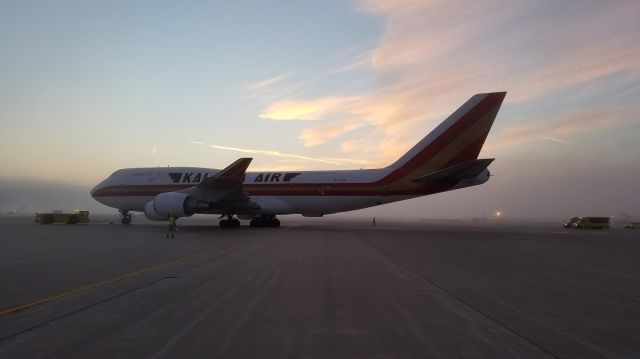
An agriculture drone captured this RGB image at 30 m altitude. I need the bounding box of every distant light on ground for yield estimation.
[496,211,502,218]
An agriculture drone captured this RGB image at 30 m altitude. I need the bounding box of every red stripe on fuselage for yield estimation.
[92,182,454,198]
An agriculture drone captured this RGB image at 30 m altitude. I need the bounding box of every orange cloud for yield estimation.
[250,1,640,165]
[259,96,361,121]
[340,137,377,154]
[298,120,363,146]
[485,107,639,151]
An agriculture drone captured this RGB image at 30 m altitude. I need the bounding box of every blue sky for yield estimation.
[1,0,639,218]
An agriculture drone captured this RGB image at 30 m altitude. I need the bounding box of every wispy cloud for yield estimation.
[485,107,639,151]
[325,55,371,75]
[248,0,640,165]
[259,96,361,121]
[543,137,567,145]
[298,120,364,146]
[340,136,379,154]
[53,86,72,93]
[246,73,292,91]
[189,141,369,166]
[242,43,377,110]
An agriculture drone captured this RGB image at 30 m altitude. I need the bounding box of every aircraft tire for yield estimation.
[250,218,266,227]
[249,217,280,228]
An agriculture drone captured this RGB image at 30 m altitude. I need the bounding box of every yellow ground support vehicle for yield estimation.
[34,210,90,224]
[573,217,610,229]
[625,222,640,229]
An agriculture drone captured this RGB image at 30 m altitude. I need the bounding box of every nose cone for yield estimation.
[90,179,107,200]
[90,185,98,198]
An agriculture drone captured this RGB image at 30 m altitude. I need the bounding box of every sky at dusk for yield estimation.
[1,0,639,219]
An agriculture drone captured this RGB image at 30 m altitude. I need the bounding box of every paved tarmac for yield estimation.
[0,216,639,358]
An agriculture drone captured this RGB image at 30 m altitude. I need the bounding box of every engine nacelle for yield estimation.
[144,192,209,220]
[144,201,169,221]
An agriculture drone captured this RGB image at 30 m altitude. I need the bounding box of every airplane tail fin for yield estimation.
[383,92,506,183]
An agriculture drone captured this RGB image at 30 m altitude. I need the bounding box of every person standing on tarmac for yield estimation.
[167,215,177,238]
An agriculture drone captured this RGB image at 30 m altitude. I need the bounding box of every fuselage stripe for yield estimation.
[92,183,455,198]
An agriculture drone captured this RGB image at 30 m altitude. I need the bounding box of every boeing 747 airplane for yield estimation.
[91,92,506,227]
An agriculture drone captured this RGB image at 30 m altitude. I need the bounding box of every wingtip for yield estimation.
[483,91,507,99]
[232,157,253,166]
[213,157,253,179]
[470,92,507,106]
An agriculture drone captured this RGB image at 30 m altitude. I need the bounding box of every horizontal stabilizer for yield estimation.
[411,159,494,183]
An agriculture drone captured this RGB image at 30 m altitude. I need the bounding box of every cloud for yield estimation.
[259,96,361,121]
[485,107,639,150]
[325,55,372,75]
[249,0,640,165]
[53,86,72,93]
[340,137,377,154]
[189,141,369,166]
[543,137,567,145]
[298,120,364,147]
[246,73,292,91]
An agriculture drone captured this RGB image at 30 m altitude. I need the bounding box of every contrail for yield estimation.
[189,141,368,166]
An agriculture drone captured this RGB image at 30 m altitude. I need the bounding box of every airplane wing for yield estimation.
[411,158,494,183]
[181,158,258,212]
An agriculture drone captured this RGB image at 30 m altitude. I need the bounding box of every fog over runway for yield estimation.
[1,217,639,358]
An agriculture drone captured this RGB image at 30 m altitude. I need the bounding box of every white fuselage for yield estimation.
[91,166,486,217]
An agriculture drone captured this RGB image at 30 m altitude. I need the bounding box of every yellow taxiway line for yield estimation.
[0,241,241,318]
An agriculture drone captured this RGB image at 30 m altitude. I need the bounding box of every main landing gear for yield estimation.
[219,214,240,228]
[119,209,132,225]
[218,214,281,228]
[250,215,280,228]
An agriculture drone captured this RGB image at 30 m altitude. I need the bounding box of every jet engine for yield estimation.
[144,192,209,220]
